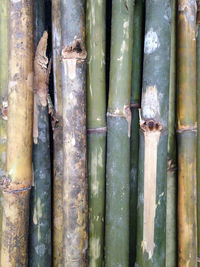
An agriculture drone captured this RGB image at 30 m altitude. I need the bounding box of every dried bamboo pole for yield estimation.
[0,0,9,257]
[136,1,171,266]
[28,31,52,265]
[0,0,34,266]
[86,0,106,265]
[52,0,63,266]
[129,0,144,265]
[197,2,200,266]
[60,0,88,265]
[105,0,134,266]
[166,0,176,266]
[177,1,197,266]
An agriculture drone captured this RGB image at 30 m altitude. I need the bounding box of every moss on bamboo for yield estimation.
[0,1,34,265]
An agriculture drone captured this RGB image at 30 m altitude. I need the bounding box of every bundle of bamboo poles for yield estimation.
[0,0,200,266]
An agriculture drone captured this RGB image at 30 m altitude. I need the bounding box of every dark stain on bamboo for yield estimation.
[61,37,88,266]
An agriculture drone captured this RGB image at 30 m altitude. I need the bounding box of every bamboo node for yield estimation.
[87,127,107,133]
[197,257,200,263]
[62,38,87,60]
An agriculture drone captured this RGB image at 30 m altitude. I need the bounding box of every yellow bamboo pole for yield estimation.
[177,0,197,266]
[0,0,34,266]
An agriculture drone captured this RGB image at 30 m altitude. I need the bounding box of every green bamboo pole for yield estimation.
[197,2,200,266]
[0,1,34,265]
[60,1,88,265]
[52,0,63,266]
[136,1,171,266]
[166,1,176,266]
[86,0,106,266]
[0,0,9,259]
[177,1,197,266]
[29,26,52,267]
[129,0,144,265]
[105,1,134,266]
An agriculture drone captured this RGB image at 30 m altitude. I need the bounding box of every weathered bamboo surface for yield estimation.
[0,0,34,266]
[177,0,197,266]
[52,0,63,266]
[60,0,88,266]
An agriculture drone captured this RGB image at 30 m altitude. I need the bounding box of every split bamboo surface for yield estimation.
[52,0,63,266]
[60,0,88,265]
[177,1,197,266]
[105,0,134,266]
[136,1,171,266]
[0,0,34,266]
[86,0,106,266]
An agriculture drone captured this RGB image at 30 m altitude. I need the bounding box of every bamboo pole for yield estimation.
[129,0,144,265]
[60,0,88,265]
[105,0,134,266]
[136,1,171,266]
[0,0,34,266]
[86,0,106,266]
[52,0,63,266]
[166,0,176,266]
[28,31,52,265]
[197,2,200,266]
[0,0,9,257]
[177,1,197,266]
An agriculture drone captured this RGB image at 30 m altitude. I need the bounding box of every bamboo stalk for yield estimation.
[0,0,34,265]
[0,1,9,258]
[129,0,144,265]
[197,2,200,266]
[28,30,52,265]
[60,1,88,265]
[86,0,106,266]
[177,1,197,266]
[52,0,63,266]
[166,0,176,266]
[105,0,134,266]
[136,1,171,266]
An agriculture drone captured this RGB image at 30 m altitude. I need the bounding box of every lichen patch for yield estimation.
[144,28,160,54]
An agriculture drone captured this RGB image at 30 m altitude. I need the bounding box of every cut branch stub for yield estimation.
[62,39,87,60]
